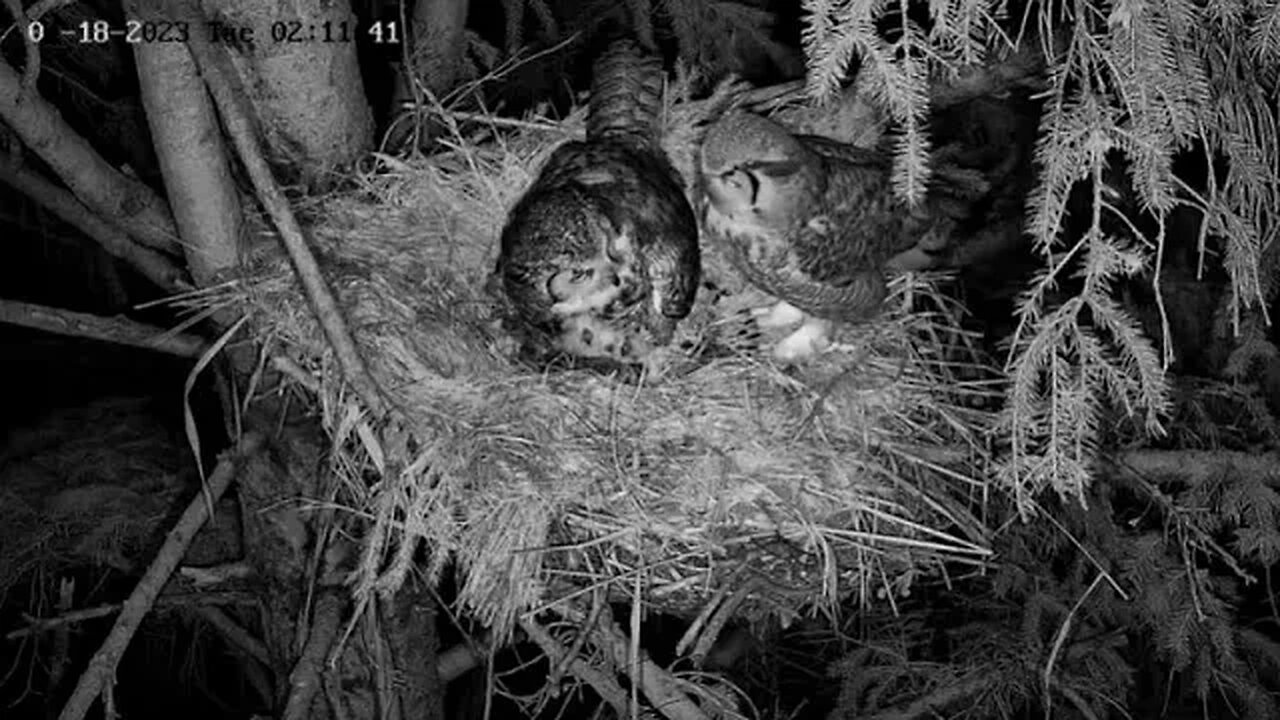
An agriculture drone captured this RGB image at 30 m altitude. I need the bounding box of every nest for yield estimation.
[209,86,999,640]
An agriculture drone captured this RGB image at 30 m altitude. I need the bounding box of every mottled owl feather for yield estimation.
[586,39,665,147]
[495,38,700,363]
[700,111,990,323]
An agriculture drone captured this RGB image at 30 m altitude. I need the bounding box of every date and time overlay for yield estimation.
[20,15,402,47]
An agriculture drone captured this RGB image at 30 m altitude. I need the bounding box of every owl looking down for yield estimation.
[496,39,700,367]
[699,111,993,362]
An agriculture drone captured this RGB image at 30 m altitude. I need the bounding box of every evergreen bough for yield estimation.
[799,0,1280,513]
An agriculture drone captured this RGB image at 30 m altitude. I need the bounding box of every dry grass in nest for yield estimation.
[188,90,1000,639]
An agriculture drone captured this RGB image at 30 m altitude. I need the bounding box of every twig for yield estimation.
[6,592,257,640]
[675,584,731,660]
[689,580,756,668]
[548,589,604,687]
[436,640,488,684]
[178,561,253,587]
[193,606,272,669]
[281,590,344,720]
[174,0,387,418]
[56,433,265,720]
[0,298,207,357]
[519,615,629,717]
[1043,573,1105,716]
[46,579,74,703]
[589,609,708,720]
[436,109,572,133]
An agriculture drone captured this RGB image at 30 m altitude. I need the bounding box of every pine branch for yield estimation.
[797,0,1274,513]
[658,0,795,80]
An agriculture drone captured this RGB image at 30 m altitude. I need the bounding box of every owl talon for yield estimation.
[752,301,805,329]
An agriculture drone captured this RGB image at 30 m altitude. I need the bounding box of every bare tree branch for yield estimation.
[173,0,387,417]
[56,433,266,720]
[0,299,208,357]
[0,162,189,292]
[0,60,180,253]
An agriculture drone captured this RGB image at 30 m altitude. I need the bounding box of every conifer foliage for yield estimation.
[828,471,1280,719]
[788,2,1280,717]
[800,0,1280,510]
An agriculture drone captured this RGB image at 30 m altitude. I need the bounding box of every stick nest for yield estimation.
[207,86,998,640]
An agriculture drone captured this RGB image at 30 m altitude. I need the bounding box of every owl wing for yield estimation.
[803,135,991,268]
[622,151,700,338]
[741,136,995,321]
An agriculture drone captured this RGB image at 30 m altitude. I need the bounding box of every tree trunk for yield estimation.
[398,0,471,102]
[125,0,242,287]
[202,0,374,190]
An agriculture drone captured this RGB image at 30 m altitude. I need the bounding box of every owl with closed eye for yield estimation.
[495,38,700,367]
[698,110,993,362]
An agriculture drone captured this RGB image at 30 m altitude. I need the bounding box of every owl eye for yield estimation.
[546,267,596,299]
[758,160,804,177]
[723,169,760,205]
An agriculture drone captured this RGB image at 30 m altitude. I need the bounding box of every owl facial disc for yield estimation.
[547,228,644,317]
[547,258,622,316]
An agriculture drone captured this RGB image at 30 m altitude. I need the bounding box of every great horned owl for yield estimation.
[698,111,992,362]
[496,39,700,367]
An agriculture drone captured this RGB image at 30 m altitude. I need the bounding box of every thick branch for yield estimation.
[408,0,471,98]
[0,58,180,253]
[175,0,387,417]
[1103,449,1280,487]
[893,444,1280,488]
[0,162,189,293]
[125,0,243,287]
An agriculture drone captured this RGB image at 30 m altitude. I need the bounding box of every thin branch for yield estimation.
[0,299,207,357]
[5,592,257,640]
[56,433,266,720]
[281,590,344,720]
[519,614,630,717]
[588,607,709,720]
[192,605,272,669]
[174,0,388,417]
